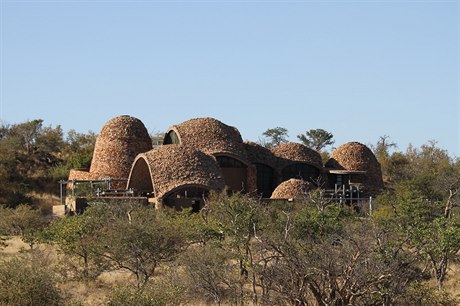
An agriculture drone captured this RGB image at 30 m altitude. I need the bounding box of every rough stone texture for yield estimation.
[325,142,384,196]
[270,179,315,200]
[68,169,99,181]
[244,141,278,168]
[128,144,225,199]
[89,115,152,181]
[271,142,323,169]
[165,117,249,164]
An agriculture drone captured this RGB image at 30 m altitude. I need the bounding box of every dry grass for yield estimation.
[3,236,460,305]
[0,237,138,305]
[27,192,61,215]
[442,263,460,301]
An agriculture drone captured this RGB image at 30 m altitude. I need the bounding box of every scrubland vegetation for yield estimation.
[1,119,459,305]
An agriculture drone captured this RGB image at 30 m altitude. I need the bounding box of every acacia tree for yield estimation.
[395,180,460,289]
[43,204,110,280]
[297,128,334,152]
[261,127,288,148]
[253,200,426,306]
[99,206,188,288]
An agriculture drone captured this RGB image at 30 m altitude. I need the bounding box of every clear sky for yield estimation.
[1,0,459,157]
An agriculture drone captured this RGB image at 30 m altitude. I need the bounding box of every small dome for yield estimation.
[326,142,377,171]
[163,117,248,163]
[244,141,277,168]
[89,115,152,180]
[128,144,225,199]
[270,179,315,200]
[326,142,384,195]
[272,142,323,169]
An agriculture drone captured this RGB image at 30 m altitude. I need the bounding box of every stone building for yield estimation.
[67,116,384,209]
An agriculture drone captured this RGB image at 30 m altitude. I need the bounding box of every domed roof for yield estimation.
[326,142,378,171]
[244,141,277,168]
[270,179,315,200]
[127,144,225,199]
[326,142,384,195]
[164,117,248,163]
[89,115,152,180]
[271,142,323,169]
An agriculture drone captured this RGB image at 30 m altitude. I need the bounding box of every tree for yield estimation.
[297,128,334,152]
[0,119,67,204]
[49,129,97,180]
[99,206,188,288]
[181,243,239,306]
[261,127,288,148]
[43,204,109,280]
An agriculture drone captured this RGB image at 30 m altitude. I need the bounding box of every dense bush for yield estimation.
[0,251,64,306]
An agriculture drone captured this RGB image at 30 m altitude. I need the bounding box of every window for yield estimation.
[216,155,246,168]
[163,131,180,144]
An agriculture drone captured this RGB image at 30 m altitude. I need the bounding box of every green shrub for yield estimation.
[0,251,64,306]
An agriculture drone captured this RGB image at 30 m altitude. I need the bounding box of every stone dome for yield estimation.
[270,179,315,200]
[326,142,384,196]
[163,117,248,163]
[244,141,277,168]
[127,144,225,199]
[89,115,152,180]
[272,142,323,169]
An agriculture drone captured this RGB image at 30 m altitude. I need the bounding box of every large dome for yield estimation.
[272,142,323,169]
[163,117,248,163]
[89,115,152,180]
[244,141,277,168]
[127,144,225,199]
[270,179,315,200]
[326,142,384,195]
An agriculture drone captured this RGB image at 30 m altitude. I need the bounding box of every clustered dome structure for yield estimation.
[128,144,225,199]
[270,179,315,200]
[326,142,384,196]
[271,142,323,169]
[163,117,249,164]
[67,115,384,208]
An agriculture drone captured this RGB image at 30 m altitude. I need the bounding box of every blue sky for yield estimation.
[1,0,459,156]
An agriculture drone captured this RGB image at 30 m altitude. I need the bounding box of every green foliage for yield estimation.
[0,251,64,306]
[42,205,109,280]
[297,128,334,152]
[261,127,288,148]
[98,205,188,287]
[403,282,458,305]
[0,205,46,248]
[0,119,96,204]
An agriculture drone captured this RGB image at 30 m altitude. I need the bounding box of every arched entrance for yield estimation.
[254,163,275,198]
[127,158,154,197]
[215,155,248,193]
